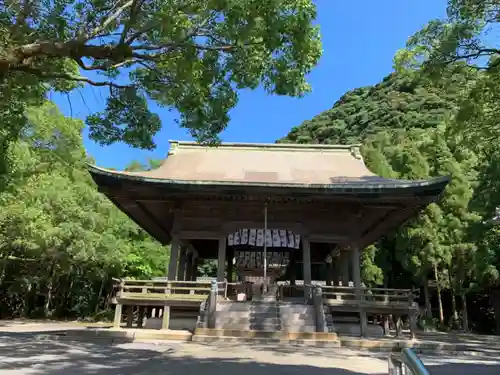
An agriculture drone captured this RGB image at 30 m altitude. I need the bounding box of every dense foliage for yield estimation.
[0,0,322,320]
[0,0,321,149]
[0,103,168,319]
[281,3,500,330]
[2,0,500,334]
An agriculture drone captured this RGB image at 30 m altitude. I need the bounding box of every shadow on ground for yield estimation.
[0,331,499,375]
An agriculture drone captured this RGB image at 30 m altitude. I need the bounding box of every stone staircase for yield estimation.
[195,299,208,328]
[196,287,332,334]
[325,308,336,333]
[215,299,281,331]
[280,302,316,332]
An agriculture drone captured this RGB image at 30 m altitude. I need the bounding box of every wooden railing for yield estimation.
[114,279,226,303]
[277,284,307,300]
[224,282,253,300]
[321,286,416,309]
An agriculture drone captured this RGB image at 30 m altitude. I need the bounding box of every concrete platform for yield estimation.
[193,327,340,346]
[1,320,499,355]
[77,327,192,343]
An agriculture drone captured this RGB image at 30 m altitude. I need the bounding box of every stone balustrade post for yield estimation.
[313,286,326,332]
[206,279,218,329]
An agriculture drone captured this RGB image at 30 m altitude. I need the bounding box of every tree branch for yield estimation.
[88,0,134,40]
[119,0,145,44]
[16,66,133,88]
[74,57,137,71]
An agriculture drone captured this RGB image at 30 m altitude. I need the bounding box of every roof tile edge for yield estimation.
[167,140,362,153]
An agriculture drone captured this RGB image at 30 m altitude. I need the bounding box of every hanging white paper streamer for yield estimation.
[228,229,300,249]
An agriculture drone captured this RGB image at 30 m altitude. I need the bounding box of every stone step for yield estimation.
[249,324,281,331]
[280,308,315,314]
[217,304,252,312]
[215,324,250,330]
[217,319,282,325]
[280,303,313,308]
[249,307,280,313]
[281,312,315,318]
[281,316,313,322]
[217,311,252,317]
[249,317,281,324]
[283,326,316,333]
[192,335,340,347]
[217,319,252,325]
[332,316,360,323]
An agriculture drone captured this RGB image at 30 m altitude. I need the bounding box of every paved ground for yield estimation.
[0,331,499,375]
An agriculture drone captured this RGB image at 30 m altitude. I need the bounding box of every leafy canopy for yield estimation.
[394,0,499,144]
[1,0,321,147]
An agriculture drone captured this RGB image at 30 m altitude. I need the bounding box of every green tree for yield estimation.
[1,0,321,149]
[0,102,168,319]
[280,69,484,331]
[394,1,499,145]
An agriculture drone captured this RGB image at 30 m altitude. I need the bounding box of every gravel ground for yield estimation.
[0,332,499,375]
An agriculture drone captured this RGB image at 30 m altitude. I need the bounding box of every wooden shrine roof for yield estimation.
[89,141,450,192]
[88,141,451,249]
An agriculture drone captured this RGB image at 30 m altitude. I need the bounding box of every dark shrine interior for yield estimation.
[190,239,336,281]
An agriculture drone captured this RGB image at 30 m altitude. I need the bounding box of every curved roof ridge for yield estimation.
[87,141,450,191]
[168,140,362,150]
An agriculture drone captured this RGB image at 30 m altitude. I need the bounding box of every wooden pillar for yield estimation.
[167,236,180,280]
[162,306,170,330]
[227,248,234,283]
[177,247,187,281]
[352,246,368,336]
[302,236,312,298]
[340,251,350,285]
[352,247,362,286]
[191,257,199,281]
[113,304,122,328]
[325,261,333,286]
[126,305,134,327]
[113,280,123,328]
[137,306,145,328]
[289,250,296,286]
[185,252,194,281]
[217,235,227,282]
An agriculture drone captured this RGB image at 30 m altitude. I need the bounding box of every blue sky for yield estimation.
[53,0,447,170]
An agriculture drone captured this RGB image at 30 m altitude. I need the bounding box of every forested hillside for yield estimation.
[280,66,500,333]
[279,0,500,333]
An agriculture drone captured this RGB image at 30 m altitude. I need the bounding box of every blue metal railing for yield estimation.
[388,348,430,375]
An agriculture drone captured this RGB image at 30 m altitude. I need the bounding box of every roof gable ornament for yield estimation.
[349,145,363,160]
[168,141,179,156]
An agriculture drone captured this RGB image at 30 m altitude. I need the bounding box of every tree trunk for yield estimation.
[448,268,459,327]
[460,290,469,331]
[491,290,500,334]
[58,274,74,316]
[0,253,9,287]
[44,263,55,318]
[423,274,432,318]
[94,278,106,314]
[434,264,444,324]
[44,281,53,318]
[23,282,34,317]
